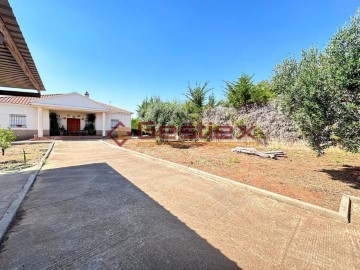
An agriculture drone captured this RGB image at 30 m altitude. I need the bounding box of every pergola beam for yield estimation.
[0,17,42,92]
[0,89,40,97]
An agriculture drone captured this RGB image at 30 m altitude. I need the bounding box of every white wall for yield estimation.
[95,112,131,131]
[106,113,131,129]
[50,111,131,132]
[0,104,38,129]
[51,111,88,130]
[0,103,131,137]
[33,93,108,111]
[43,109,50,130]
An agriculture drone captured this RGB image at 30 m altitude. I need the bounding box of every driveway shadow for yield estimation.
[0,170,33,220]
[0,163,240,269]
[320,165,360,189]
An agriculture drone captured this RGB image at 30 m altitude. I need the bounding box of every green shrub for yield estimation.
[234,117,248,127]
[184,82,212,112]
[251,81,275,104]
[225,74,253,111]
[253,126,266,141]
[225,75,274,110]
[49,113,60,136]
[0,128,17,155]
[84,113,96,135]
[137,96,191,131]
[206,92,217,109]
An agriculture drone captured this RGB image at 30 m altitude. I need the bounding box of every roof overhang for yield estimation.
[0,88,40,97]
[0,0,45,94]
[30,92,111,112]
[30,103,110,113]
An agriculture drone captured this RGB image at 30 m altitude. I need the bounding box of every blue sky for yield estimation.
[11,0,359,114]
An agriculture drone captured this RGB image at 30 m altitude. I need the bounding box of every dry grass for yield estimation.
[118,139,360,211]
[0,143,51,172]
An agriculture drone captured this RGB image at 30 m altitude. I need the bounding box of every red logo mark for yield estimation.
[236,126,256,140]
[107,121,131,147]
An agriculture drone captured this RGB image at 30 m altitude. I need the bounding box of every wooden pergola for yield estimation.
[0,0,45,97]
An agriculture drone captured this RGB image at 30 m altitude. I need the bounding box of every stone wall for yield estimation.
[202,103,301,142]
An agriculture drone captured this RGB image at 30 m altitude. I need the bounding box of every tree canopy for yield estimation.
[272,11,360,154]
[224,74,274,111]
[0,128,17,155]
[183,81,212,113]
[136,96,190,129]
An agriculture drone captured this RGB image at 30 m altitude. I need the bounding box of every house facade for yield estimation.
[0,92,132,140]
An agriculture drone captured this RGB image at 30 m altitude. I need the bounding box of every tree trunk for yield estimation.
[232,147,286,159]
[2,149,4,155]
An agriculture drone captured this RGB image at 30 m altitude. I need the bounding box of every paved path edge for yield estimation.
[102,140,358,223]
[0,142,55,244]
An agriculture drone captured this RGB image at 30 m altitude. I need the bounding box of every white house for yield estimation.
[0,92,132,140]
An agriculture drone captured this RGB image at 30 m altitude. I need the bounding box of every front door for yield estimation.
[67,118,80,135]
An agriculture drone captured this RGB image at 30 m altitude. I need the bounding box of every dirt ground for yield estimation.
[120,139,360,211]
[0,143,51,172]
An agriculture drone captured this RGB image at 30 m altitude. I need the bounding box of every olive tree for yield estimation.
[324,11,360,153]
[137,96,190,129]
[272,11,360,154]
[0,128,17,155]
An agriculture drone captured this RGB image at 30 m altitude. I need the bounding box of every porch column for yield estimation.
[37,107,43,138]
[102,112,106,136]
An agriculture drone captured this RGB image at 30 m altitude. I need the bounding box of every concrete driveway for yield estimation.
[0,141,359,269]
[0,171,33,220]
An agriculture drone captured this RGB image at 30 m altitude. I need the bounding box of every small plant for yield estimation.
[234,117,248,127]
[253,126,267,141]
[203,124,220,141]
[195,156,210,165]
[131,118,139,136]
[0,128,17,155]
[59,125,66,136]
[49,112,60,136]
[228,157,241,164]
[84,113,96,135]
[202,128,210,141]
[225,111,233,121]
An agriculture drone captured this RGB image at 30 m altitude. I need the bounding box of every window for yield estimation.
[10,114,26,128]
[111,119,119,128]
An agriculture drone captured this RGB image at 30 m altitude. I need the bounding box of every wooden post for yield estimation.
[22,149,27,164]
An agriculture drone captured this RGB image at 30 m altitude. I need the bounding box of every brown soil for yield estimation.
[120,139,360,211]
[0,143,51,172]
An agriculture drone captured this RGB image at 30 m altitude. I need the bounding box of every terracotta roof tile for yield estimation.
[0,93,133,114]
[94,101,133,115]
[0,94,61,105]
